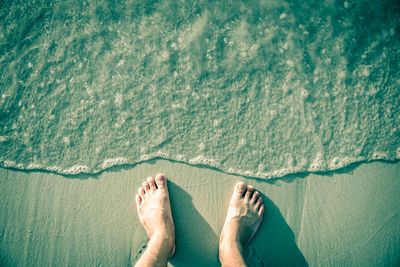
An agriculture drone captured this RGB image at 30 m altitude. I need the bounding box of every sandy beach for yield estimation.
[0,160,399,266]
[1,0,399,266]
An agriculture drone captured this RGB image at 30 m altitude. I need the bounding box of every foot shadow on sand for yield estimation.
[169,182,308,267]
[246,192,308,267]
[132,181,219,267]
[167,181,220,267]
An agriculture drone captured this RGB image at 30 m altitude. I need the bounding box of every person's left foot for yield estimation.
[136,174,175,259]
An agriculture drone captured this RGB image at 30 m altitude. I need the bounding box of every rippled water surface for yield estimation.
[1,0,399,178]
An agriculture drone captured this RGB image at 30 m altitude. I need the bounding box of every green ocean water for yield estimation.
[0,0,399,178]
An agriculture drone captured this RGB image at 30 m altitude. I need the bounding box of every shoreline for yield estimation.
[0,156,399,181]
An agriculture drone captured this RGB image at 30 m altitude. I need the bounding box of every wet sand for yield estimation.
[0,160,399,266]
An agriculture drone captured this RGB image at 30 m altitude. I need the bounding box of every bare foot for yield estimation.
[135,174,175,262]
[219,182,264,265]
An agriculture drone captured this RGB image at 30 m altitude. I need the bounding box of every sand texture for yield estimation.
[0,161,399,266]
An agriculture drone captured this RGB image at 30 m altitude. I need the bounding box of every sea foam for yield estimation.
[0,0,399,179]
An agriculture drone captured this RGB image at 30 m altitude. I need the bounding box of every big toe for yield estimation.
[234,182,246,198]
[155,174,167,189]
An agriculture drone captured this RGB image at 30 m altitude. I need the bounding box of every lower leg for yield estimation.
[219,233,246,267]
[135,232,172,267]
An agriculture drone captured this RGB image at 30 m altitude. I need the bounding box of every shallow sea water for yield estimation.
[0,0,399,178]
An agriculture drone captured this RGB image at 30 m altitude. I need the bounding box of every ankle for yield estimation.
[148,232,175,259]
[219,237,244,266]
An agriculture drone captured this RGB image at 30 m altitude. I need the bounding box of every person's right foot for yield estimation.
[219,182,264,255]
[135,174,175,260]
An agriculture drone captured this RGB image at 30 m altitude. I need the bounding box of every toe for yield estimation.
[255,197,263,210]
[234,182,246,197]
[138,186,145,197]
[258,204,265,217]
[251,191,259,203]
[143,181,150,192]
[155,174,166,189]
[245,185,255,199]
[147,176,157,191]
[135,194,142,206]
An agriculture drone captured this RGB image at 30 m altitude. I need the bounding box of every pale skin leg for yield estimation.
[219,182,265,267]
[134,174,175,267]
